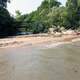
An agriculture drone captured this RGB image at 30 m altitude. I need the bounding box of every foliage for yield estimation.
[19,0,62,33]
[0,7,19,37]
[0,0,10,8]
[0,0,80,37]
[14,0,80,34]
[0,0,19,38]
[66,0,80,29]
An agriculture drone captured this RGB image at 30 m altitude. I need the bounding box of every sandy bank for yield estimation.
[0,34,80,48]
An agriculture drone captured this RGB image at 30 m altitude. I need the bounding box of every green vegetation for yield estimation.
[0,0,80,37]
[0,0,10,8]
[0,0,19,37]
[16,0,80,34]
[66,0,80,29]
[0,7,18,37]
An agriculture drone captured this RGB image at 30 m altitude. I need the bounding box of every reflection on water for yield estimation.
[0,42,80,80]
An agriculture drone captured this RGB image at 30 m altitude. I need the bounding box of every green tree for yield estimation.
[0,0,19,37]
[15,10,22,19]
[0,0,10,7]
[0,7,18,37]
[66,0,79,29]
[16,0,62,33]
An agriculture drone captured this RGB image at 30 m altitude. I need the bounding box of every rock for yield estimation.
[48,28,54,34]
[62,30,76,35]
[54,32,62,37]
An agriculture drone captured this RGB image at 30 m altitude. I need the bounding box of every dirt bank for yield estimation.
[0,34,80,48]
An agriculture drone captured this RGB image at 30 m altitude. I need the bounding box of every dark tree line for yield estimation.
[0,0,19,38]
[0,0,80,37]
[0,0,10,7]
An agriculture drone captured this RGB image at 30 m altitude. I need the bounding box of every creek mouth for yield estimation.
[0,42,80,80]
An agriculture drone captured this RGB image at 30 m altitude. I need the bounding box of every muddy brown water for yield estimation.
[0,42,80,80]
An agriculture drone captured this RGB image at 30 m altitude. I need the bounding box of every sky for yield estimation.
[7,0,67,15]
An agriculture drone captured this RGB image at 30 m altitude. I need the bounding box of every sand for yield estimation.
[0,34,80,48]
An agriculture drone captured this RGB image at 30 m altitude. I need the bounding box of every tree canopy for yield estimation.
[0,0,19,37]
[0,0,80,37]
[66,0,80,29]
[0,0,10,8]
[14,0,80,34]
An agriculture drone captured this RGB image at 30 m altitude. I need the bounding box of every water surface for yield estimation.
[0,42,80,80]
